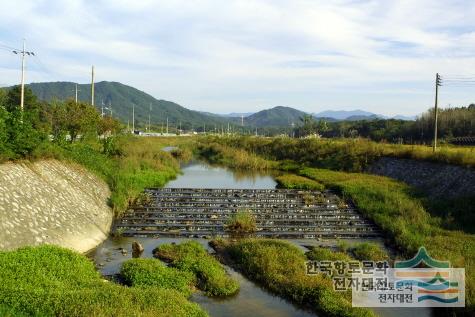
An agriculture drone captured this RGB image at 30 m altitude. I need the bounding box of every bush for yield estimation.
[226,210,256,236]
[306,246,352,262]
[0,245,207,317]
[352,243,389,262]
[299,167,475,309]
[170,147,193,162]
[154,241,239,297]
[62,136,181,215]
[275,174,325,191]
[196,141,276,170]
[220,239,374,317]
[120,258,195,297]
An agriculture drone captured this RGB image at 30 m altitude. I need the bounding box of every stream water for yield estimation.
[89,161,434,317]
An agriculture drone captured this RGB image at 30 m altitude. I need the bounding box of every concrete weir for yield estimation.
[116,188,379,239]
[0,160,113,253]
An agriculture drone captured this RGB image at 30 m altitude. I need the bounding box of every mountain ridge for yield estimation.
[25,81,233,130]
[17,81,416,130]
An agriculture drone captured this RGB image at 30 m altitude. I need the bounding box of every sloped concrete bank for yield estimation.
[368,157,475,199]
[0,160,113,253]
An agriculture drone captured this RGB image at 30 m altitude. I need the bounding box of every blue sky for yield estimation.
[1,0,475,116]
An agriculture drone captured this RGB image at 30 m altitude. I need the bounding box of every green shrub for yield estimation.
[336,240,350,253]
[306,247,352,262]
[275,174,325,191]
[221,239,374,317]
[0,245,207,317]
[120,258,195,297]
[170,147,193,162]
[154,241,239,297]
[61,136,182,215]
[352,243,389,262]
[196,141,276,170]
[226,210,257,236]
[299,167,475,309]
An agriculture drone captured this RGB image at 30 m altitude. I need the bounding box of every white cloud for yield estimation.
[1,0,475,116]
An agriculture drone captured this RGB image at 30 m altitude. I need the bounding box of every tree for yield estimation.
[62,100,101,142]
[99,116,121,136]
[4,85,39,112]
[0,106,10,159]
[0,89,7,108]
[4,109,46,157]
[294,114,328,138]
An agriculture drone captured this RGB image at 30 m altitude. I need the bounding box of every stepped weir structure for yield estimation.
[115,188,379,239]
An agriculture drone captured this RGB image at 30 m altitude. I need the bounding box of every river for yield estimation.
[89,160,434,317]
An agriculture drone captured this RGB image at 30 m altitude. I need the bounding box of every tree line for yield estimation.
[292,105,475,144]
[0,86,121,161]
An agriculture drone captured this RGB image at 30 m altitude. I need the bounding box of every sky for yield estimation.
[1,0,475,116]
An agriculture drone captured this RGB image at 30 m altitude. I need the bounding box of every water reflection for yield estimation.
[90,161,434,317]
[165,161,277,189]
[90,236,315,317]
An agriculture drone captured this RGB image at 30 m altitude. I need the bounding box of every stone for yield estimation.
[132,241,144,258]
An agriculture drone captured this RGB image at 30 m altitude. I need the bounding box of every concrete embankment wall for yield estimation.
[368,157,475,199]
[0,160,113,253]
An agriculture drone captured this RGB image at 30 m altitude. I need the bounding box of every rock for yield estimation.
[132,241,144,253]
[121,249,128,256]
[132,241,144,258]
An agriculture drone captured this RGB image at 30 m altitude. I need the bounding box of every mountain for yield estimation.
[244,106,306,127]
[218,112,255,118]
[314,109,382,120]
[345,114,380,121]
[26,81,232,130]
[392,114,416,121]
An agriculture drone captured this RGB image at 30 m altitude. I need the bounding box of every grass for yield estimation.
[0,245,207,317]
[120,258,196,297]
[213,238,374,317]
[49,135,191,215]
[275,174,325,191]
[199,136,475,313]
[298,167,475,309]
[226,210,257,236]
[306,243,389,263]
[306,246,353,262]
[200,135,475,171]
[195,141,276,170]
[351,242,389,262]
[154,241,240,297]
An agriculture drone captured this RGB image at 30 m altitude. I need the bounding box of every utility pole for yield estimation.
[166,117,169,134]
[101,99,104,117]
[75,84,79,103]
[433,73,442,152]
[148,103,152,132]
[91,66,95,106]
[132,104,135,133]
[12,39,35,113]
[241,115,244,127]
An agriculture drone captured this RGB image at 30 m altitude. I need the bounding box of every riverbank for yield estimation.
[196,136,475,314]
[0,136,207,316]
[210,238,374,317]
[0,159,112,253]
[0,136,189,252]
